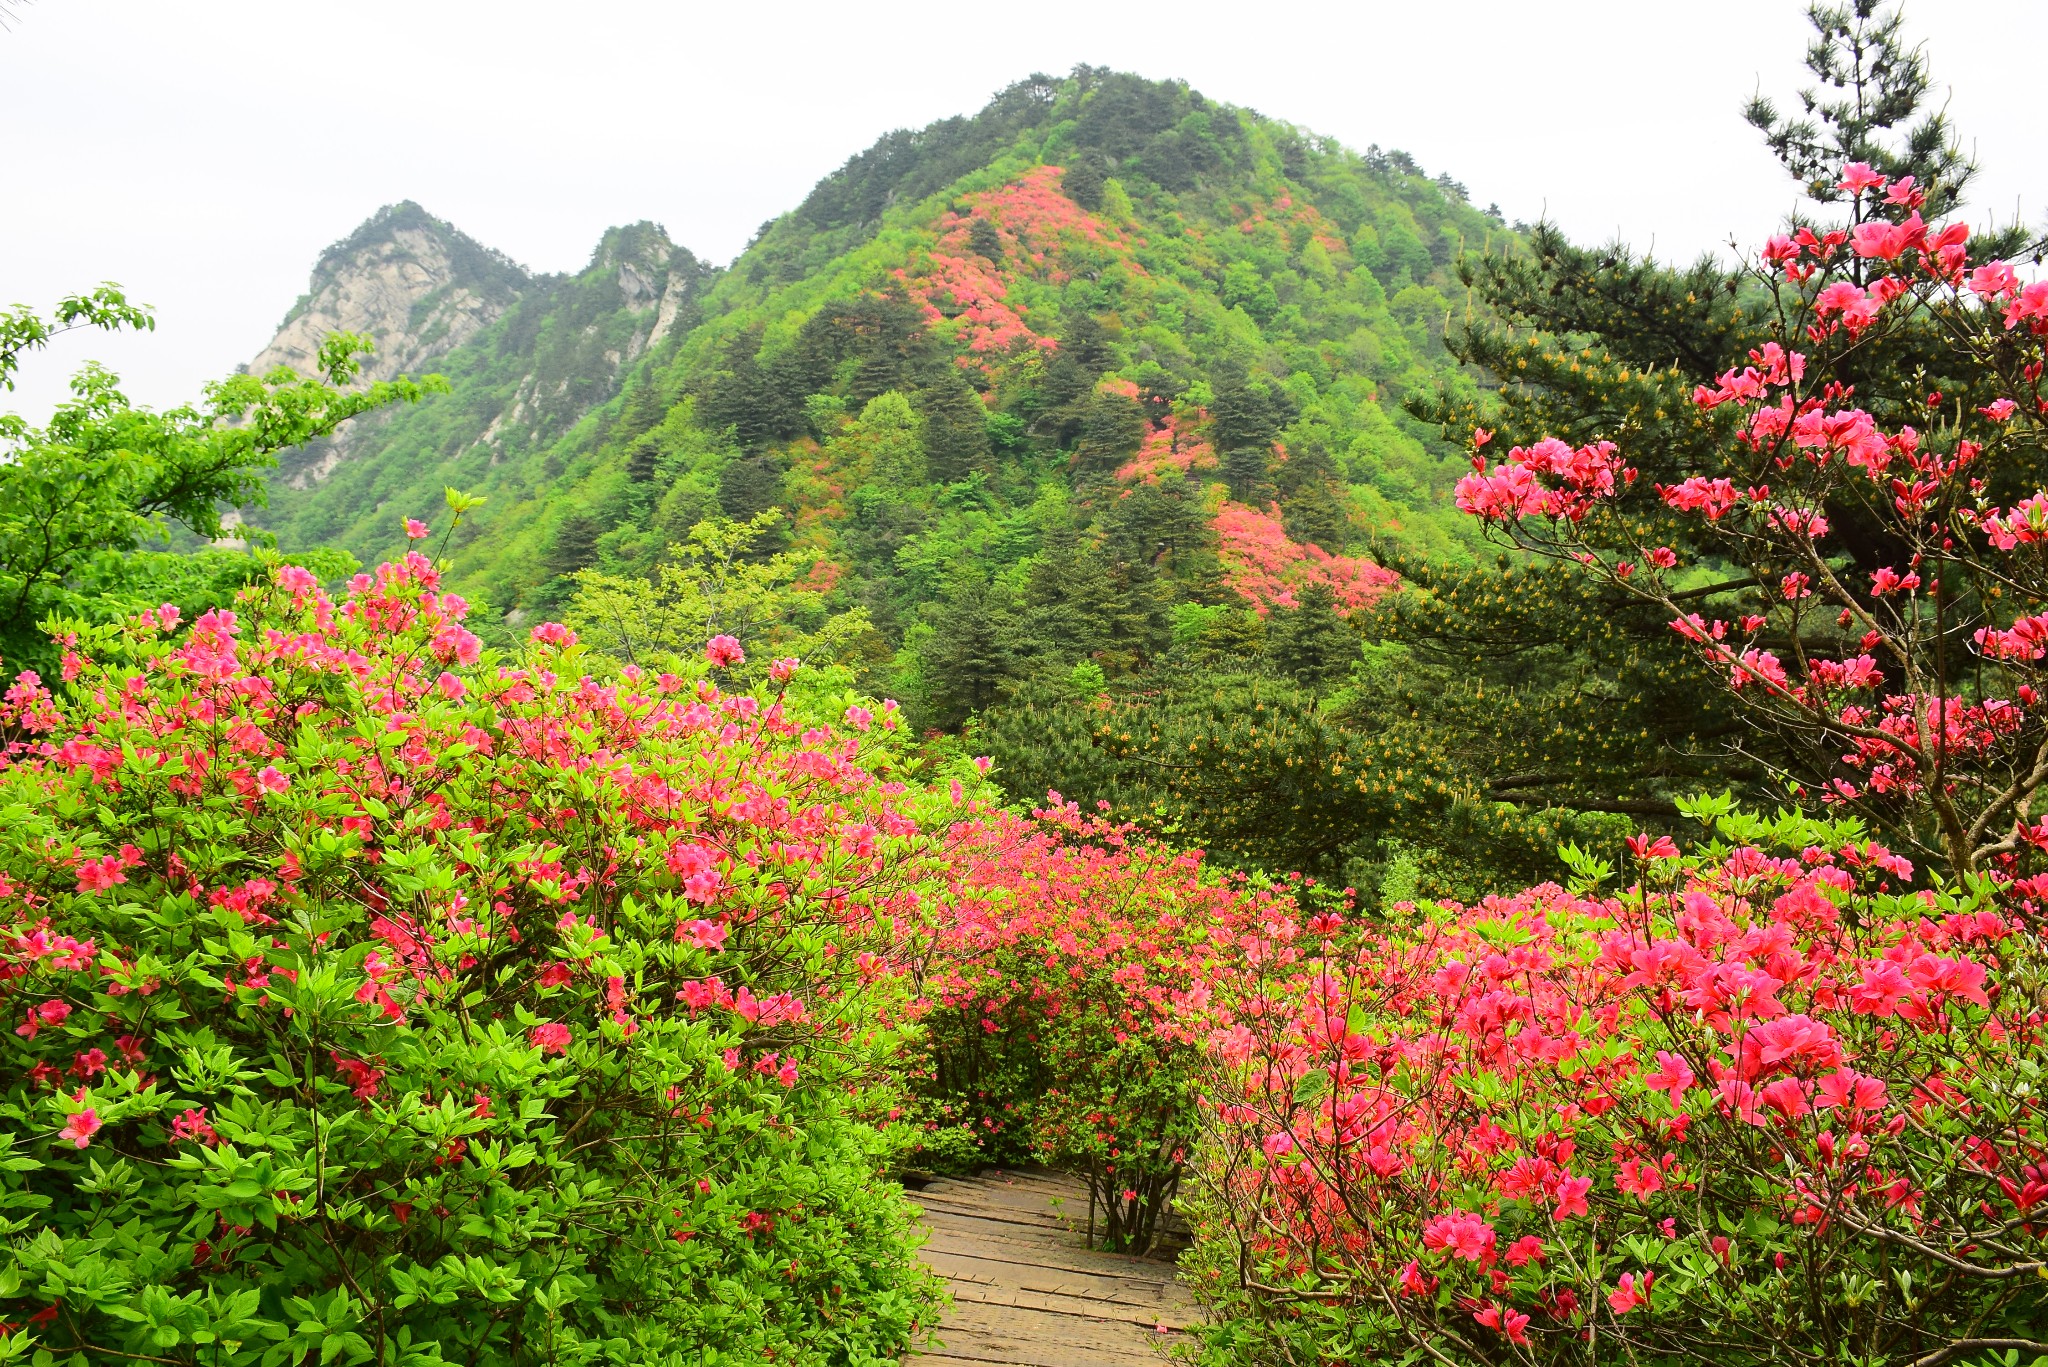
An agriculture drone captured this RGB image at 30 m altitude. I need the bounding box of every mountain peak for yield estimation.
[248,202,531,388]
[249,206,718,494]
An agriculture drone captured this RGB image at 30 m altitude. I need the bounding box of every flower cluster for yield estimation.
[894,166,1141,359]
[1213,501,1398,615]
[1190,802,2048,1364]
[1454,435,1635,523]
[1115,411,1218,485]
[1452,160,2048,880]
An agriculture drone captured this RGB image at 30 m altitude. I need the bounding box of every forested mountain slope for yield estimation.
[244,68,1507,728]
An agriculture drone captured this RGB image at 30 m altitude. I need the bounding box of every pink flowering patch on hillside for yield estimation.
[1232,191,1350,258]
[895,250,1045,356]
[1117,414,1217,484]
[895,166,1145,357]
[1213,501,1397,613]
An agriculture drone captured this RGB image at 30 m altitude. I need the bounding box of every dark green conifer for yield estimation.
[1268,583,1356,689]
[717,455,784,521]
[1071,391,1148,482]
[917,373,993,483]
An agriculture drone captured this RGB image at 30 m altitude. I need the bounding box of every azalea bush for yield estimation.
[1244,135,2048,1366]
[1187,799,2048,1365]
[1454,153,2048,881]
[905,800,1252,1252]
[0,532,947,1364]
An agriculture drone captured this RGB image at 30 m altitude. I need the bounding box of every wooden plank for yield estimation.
[916,1214,1183,1278]
[921,1263,1186,1317]
[917,1193,1083,1224]
[919,1218,1180,1273]
[909,1205,1073,1237]
[945,1282,1195,1331]
[936,1318,1183,1353]
[910,1343,1158,1367]
[922,1174,1084,1203]
[920,1248,1190,1304]
[973,1169,1088,1196]
[920,1309,1177,1366]
[909,1171,1194,1367]
[910,1336,1166,1367]
[917,1206,1083,1241]
[920,1182,1090,1217]
[919,1232,1188,1291]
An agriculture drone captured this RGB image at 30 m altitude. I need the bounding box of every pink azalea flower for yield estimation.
[1643,1050,1695,1106]
[1608,1271,1653,1313]
[1421,1210,1496,1262]
[1473,1304,1530,1345]
[404,518,431,540]
[529,622,577,647]
[60,1109,101,1148]
[705,635,745,668]
[1816,1068,1888,1112]
[530,1022,571,1055]
[1617,1158,1665,1199]
[332,1055,384,1100]
[1551,1174,1593,1221]
[1626,833,1681,860]
[1969,261,2020,300]
[678,919,729,950]
[76,856,129,894]
[171,1108,219,1146]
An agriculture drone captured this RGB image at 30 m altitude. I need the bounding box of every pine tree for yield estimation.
[1268,583,1355,689]
[966,216,1004,261]
[1061,157,1107,211]
[1279,480,1352,553]
[924,579,1020,726]
[1059,311,1117,374]
[545,512,605,578]
[717,455,784,522]
[1275,442,1352,549]
[1209,366,1293,502]
[917,373,992,483]
[1385,0,2016,828]
[1221,446,1270,504]
[696,327,802,452]
[1071,391,1147,482]
[1744,1,1975,216]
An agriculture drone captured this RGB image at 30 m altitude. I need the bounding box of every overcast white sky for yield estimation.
[3,0,2041,420]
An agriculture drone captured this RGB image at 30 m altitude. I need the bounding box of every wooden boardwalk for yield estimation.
[908,1169,1195,1367]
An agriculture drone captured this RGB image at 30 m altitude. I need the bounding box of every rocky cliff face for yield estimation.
[249,202,531,388]
[251,205,713,492]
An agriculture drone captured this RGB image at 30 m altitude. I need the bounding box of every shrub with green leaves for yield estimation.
[0,530,945,1365]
